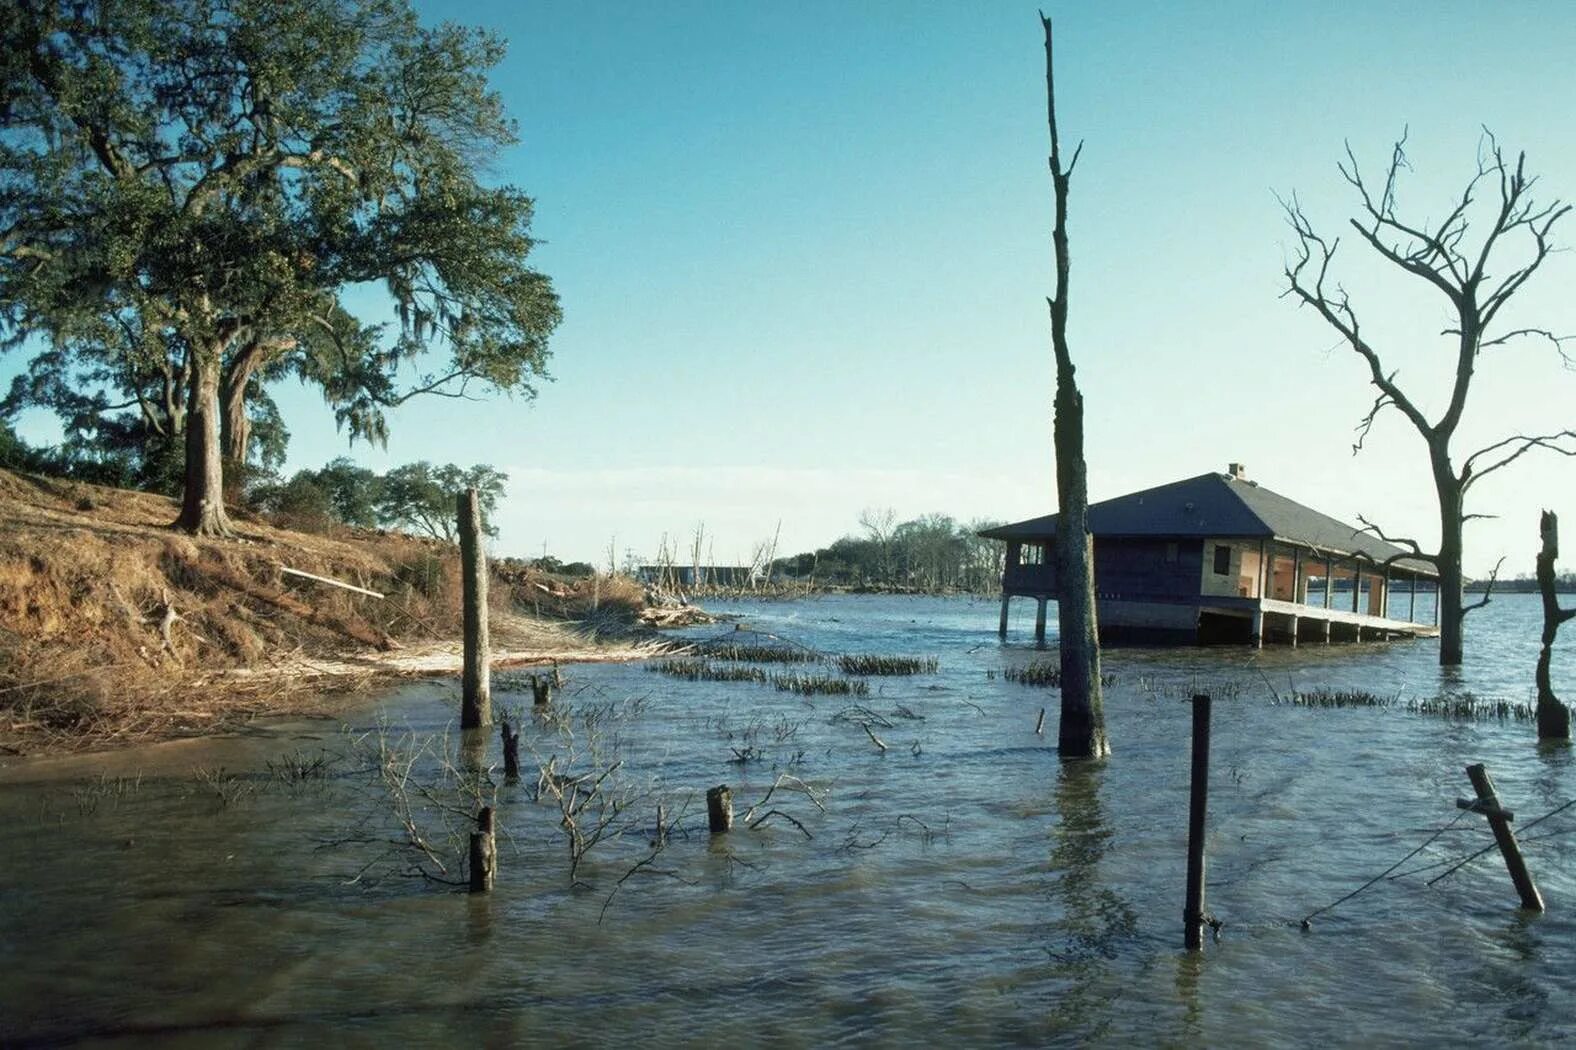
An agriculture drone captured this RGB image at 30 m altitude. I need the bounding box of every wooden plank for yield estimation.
[279,565,385,599]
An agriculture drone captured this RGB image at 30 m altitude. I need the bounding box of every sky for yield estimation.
[7,1,1576,574]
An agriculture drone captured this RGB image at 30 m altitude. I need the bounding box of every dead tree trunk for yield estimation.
[459,487,491,729]
[1042,12,1107,759]
[173,352,234,537]
[1536,510,1573,740]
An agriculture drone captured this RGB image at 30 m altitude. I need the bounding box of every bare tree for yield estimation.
[858,507,898,584]
[1282,131,1576,665]
[1042,12,1107,759]
[1536,511,1573,740]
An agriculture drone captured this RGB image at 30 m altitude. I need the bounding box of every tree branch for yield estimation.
[1462,556,1506,616]
[1356,514,1439,567]
[1460,430,1576,492]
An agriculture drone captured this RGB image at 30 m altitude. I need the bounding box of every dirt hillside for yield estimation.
[0,469,656,754]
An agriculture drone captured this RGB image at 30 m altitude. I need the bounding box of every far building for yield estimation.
[979,464,1440,646]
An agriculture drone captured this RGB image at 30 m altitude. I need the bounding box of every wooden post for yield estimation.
[1034,598,1048,648]
[459,488,491,729]
[707,785,733,834]
[1409,572,1418,623]
[469,806,496,893]
[1035,707,1046,735]
[1288,614,1299,648]
[1184,693,1212,950]
[1250,609,1263,649]
[999,592,1011,639]
[1460,764,1543,910]
[1352,563,1362,614]
[501,721,520,781]
[1324,556,1334,609]
[1292,549,1303,605]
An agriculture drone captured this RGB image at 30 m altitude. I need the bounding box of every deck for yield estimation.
[1208,596,1439,644]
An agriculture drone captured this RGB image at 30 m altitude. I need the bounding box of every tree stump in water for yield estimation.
[1535,510,1573,740]
[707,785,733,834]
[501,721,521,781]
[532,674,553,707]
[469,806,496,893]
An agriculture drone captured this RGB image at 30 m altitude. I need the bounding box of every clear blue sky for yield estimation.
[8,2,1575,574]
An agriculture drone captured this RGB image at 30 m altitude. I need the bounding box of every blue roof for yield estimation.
[978,472,1436,576]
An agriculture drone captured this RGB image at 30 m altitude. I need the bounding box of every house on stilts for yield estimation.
[979,464,1440,646]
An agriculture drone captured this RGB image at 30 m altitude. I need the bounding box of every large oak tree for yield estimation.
[1,0,560,534]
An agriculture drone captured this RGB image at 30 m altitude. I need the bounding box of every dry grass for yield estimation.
[0,469,655,755]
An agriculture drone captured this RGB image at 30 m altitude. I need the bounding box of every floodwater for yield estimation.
[3,593,1574,1046]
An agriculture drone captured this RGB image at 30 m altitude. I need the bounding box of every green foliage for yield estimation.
[374,462,506,542]
[247,457,499,540]
[773,512,1006,592]
[1,0,560,502]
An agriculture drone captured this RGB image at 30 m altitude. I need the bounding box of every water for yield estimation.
[3,593,1575,1046]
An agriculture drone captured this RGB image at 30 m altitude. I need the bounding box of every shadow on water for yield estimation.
[1040,759,1138,1041]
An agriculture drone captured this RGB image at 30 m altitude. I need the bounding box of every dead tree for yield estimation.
[1536,511,1573,740]
[1282,131,1576,665]
[1042,12,1107,758]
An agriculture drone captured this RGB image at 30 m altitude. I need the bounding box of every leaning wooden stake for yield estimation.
[1459,764,1543,911]
[501,721,520,781]
[469,805,496,893]
[1184,693,1212,950]
[707,785,733,834]
[1535,510,1573,740]
[459,488,491,729]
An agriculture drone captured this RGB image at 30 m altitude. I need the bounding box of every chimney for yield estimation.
[1227,463,1246,481]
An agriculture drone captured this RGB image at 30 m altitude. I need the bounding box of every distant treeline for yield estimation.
[1467,574,1576,594]
[769,511,1004,593]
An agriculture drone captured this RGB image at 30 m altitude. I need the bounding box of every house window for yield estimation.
[1213,544,1231,575]
[1021,544,1044,566]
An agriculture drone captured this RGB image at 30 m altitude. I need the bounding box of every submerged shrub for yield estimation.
[772,673,869,697]
[648,659,768,684]
[837,654,938,676]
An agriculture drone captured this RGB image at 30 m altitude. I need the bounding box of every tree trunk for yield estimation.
[1043,13,1107,760]
[1536,510,1572,739]
[1433,451,1465,666]
[219,364,252,502]
[174,353,233,537]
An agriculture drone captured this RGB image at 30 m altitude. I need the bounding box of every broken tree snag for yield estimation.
[1041,12,1107,760]
[459,487,491,730]
[1535,511,1573,740]
[469,806,496,894]
[1184,694,1212,950]
[501,721,521,781]
[531,674,553,707]
[707,785,734,834]
[1459,764,1543,911]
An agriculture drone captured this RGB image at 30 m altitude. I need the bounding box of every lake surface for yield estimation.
[3,593,1574,1046]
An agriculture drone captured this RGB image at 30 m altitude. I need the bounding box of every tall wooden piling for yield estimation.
[1184,693,1212,950]
[707,785,733,834]
[469,805,496,893]
[459,488,491,729]
[1462,764,1543,911]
